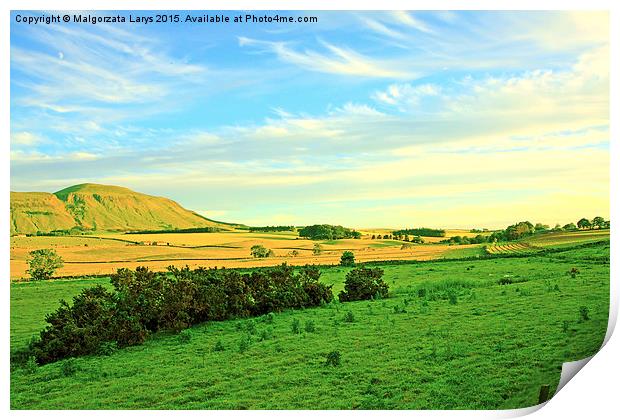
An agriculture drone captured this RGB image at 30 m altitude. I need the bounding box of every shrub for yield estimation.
[259,327,273,341]
[250,245,273,258]
[304,319,316,333]
[262,312,275,323]
[312,243,323,255]
[61,358,78,377]
[340,251,355,267]
[26,249,64,280]
[30,285,124,365]
[393,305,407,314]
[213,339,225,352]
[24,356,38,374]
[339,267,388,302]
[245,320,257,335]
[29,263,333,365]
[178,329,193,344]
[448,290,458,305]
[325,350,341,367]
[343,310,355,323]
[238,335,252,353]
[291,319,301,334]
[98,341,118,356]
[579,306,590,321]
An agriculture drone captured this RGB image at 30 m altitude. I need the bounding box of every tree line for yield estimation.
[248,226,296,233]
[391,228,446,237]
[298,224,361,240]
[444,217,610,245]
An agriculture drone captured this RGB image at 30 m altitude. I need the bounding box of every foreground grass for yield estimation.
[10,245,609,409]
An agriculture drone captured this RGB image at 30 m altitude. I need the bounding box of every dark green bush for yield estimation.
[325,350,341,367]
[178,329,193,344]
[343,310,355,323]
[60,358,79,376]
[304,319,316,333]
[340,251,355,267]
[338,267,388,302]
[213,339,225,352]
[29,263,333,365]
[238,335,252,353]
[291,319,301,334]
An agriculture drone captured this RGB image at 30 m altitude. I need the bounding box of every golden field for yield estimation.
[10,229,609,280]
[9,230,479,279]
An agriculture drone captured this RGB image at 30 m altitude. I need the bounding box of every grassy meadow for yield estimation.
[10,238,609,409]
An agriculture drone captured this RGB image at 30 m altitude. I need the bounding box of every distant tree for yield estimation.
[404,234,410,242]
[312,243,323,255]
[26,249,64,280]
[563,223,577,231]
[577,218,592,230]
[298,224,360,240]
[534,223,549,232]
[250,245,274,258]
[592,216,606,229]
[340,251,355,267]
[371,235,376,239]
[382,235,389,239]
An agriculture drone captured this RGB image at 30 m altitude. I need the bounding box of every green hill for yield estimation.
[10,183,233,235]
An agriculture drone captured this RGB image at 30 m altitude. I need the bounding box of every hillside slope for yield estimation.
[11,183,229,234]
[10,192,77,235]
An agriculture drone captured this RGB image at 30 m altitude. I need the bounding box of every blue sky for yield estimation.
[10,11,609,228]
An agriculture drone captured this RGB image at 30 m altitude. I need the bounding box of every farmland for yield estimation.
[10,239,609,409]
[10,230,484,279]
[485,230,610,255]
[10,229,609,280]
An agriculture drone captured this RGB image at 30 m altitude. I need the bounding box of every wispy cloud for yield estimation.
[238,36,416,79]
[390,11,436,34]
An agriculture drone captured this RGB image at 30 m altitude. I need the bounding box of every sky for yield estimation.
[10,10,609,229]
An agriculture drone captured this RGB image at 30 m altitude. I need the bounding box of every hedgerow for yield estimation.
[28,264,333,365]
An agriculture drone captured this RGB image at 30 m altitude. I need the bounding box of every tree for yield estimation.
[592,216,606,229]
[250,245,273,258]
[577,218,591,230]
[534,223,549,232]
[26,249,64,280]
[312,243,323,255]
[563,223,577,231]
[340,251,355,267]
[371,235,376,239]
[338,267,388,302]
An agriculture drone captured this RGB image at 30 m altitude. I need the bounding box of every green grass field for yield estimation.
[10,241,609,409]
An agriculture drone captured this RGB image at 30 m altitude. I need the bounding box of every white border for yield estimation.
[2,1,618,419]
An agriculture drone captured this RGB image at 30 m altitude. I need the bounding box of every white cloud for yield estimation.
[373,83,440,108]
[238,36,415,79]
[11,131,43,146]
[390,11,435,34]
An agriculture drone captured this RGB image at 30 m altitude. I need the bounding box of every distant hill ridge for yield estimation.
[10,183,233,235]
